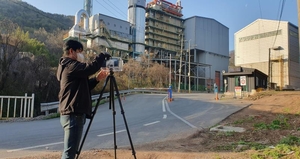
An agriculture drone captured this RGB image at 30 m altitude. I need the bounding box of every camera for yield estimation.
[104,57,123,71]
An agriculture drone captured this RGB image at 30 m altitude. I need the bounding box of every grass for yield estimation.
[233,116,255,125]
[253,115,289,130]
[251,144,300,159]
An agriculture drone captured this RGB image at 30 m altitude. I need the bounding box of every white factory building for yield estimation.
[234,19,300,90]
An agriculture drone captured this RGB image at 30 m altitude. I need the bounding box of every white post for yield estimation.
[24,93,27,117]
[13,98,17,118]
[20,99,23,117]
[27,99,31,118]
[7,98,10,118]
[31,94,35,118]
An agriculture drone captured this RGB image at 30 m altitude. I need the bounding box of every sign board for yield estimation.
[235,86,242,98]
[240,76,246,86]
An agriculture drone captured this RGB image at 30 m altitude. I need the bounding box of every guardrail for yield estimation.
[40,89,167,115]
[0,93,35,119]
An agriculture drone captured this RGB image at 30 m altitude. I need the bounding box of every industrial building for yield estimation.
[234,19,300,90]
[184,16,229,91]
[63,0,230,92]
[144,0,229,91]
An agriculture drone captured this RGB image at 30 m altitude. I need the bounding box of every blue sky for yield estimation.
[22,0,298,51]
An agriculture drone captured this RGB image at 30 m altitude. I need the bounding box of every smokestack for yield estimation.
[128,0,146,54]
[84,0,93,17]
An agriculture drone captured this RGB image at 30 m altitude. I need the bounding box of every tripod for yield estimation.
[76,68,137,159]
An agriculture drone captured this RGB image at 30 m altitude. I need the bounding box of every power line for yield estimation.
[272,0,286,47]
[258,0,263,18]
[94,0,120,19]
[103,0,127,20]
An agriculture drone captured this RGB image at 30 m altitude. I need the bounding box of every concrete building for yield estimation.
[234,19,299,90]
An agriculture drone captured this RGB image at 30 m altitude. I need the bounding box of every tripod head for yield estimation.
[108,67,115,76]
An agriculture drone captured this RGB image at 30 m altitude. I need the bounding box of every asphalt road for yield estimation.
[0,93,251,158]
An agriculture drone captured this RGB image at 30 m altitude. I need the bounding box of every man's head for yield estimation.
[63,40,84,62]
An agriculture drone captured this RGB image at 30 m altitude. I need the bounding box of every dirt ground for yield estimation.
[10,91,300,159]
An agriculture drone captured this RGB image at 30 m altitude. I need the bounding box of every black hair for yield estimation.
[63,39,83,55]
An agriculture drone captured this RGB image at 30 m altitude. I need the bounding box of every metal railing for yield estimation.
[0,93,35,119]
[40,89,167,115]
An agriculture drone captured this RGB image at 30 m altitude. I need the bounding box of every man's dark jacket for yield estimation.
[56,54,105,116]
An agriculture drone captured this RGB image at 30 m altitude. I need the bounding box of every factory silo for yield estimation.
[128,0,146,55]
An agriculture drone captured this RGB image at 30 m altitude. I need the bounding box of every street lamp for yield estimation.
[268,46,281,90]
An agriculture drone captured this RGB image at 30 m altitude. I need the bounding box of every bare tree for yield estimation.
[147,62,169,88]
[0,19,25,92]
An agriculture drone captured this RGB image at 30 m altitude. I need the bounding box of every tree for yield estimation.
[32,28,67,66]
[148,62,169,88]
[0,19,60,116]
[0,19,24,92]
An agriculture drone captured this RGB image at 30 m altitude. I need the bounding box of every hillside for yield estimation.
[0,0,74,32]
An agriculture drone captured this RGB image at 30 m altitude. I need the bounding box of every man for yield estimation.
[214,83,218,100]
[57,39,110,159]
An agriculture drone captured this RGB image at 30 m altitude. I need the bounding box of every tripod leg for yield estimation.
[109,75,117,159]
[75,75,110,159]
[111,76,137,159]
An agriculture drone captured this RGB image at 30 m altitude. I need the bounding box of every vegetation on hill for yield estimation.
[0,0,74,32]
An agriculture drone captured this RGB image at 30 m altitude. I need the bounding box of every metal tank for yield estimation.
[128,0,146,54]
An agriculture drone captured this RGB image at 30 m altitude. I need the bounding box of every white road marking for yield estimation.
[162,99,166,112]
[163,114,167,119]
[97,129,126,137]
[164,100,197,128]
[7,142,63,152]
[143,121,160,126]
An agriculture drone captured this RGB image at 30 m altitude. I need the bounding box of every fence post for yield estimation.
[7,98,10,118]
[0,98,3,119]
[20,99,23,117]
[23,93,27,117]
[31,94,35,118]
[27,99,31,118]
[14,98,17,118]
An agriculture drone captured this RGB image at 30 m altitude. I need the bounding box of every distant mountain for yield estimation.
[0,0,74,32]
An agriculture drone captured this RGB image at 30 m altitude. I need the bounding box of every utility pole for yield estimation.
[188,39,191,93]
[169,54,171,85]
[178,34,183,93]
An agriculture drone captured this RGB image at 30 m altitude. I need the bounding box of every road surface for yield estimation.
[0,93,250,159]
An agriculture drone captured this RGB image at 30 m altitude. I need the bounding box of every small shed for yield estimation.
[223,67,267,92]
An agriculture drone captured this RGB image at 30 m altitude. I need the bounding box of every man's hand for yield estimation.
[96,69,109,81]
